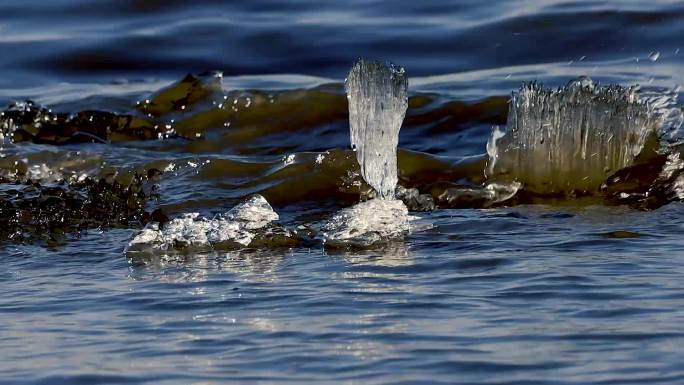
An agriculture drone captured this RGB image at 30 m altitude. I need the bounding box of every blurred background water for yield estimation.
[1,1,684,384]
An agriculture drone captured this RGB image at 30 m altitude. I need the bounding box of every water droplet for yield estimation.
[648,51,660,62]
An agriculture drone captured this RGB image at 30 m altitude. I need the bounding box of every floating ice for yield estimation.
[128,195,279,252]
[487,78,676,194]
[322,198,412,248]
[346,59,408,199]
[436,181,521,208]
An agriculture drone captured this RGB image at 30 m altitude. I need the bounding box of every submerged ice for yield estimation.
[346,59,408,199]
[487,78,678,194]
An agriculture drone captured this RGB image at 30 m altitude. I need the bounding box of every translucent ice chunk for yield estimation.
[128,195,279,251]
[322,198,412,248]
[345,59,408,199]
[487,78,670,193]
[223,194,279,229]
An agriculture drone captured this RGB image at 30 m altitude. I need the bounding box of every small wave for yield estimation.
[3,72,684,248]
[0,169,159,245]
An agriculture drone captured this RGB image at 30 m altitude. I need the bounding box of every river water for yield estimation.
[2,1,684,384]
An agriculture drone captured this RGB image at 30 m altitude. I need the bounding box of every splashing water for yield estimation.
[486,77,676,194]
[346,59,408,199]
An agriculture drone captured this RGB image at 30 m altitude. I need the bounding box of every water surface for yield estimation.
[1,1,684,384]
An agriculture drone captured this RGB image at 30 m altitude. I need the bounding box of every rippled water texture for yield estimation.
[2,1,684,384]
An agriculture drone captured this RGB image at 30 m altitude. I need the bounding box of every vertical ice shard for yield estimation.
[346,59,408,199]
[323,60,412,247]
[487,78,668,194]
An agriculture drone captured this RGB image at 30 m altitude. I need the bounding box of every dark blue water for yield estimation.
[2,1,684,384]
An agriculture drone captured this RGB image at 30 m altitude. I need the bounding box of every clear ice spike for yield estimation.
[345,59,408,199]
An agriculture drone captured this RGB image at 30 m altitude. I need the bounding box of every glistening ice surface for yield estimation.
[128,195,280,251]
[346,60,408,199]
[487,78,674,194]
[322,198,412,248]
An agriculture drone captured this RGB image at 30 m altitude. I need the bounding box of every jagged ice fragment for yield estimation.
[128,194,278,251]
